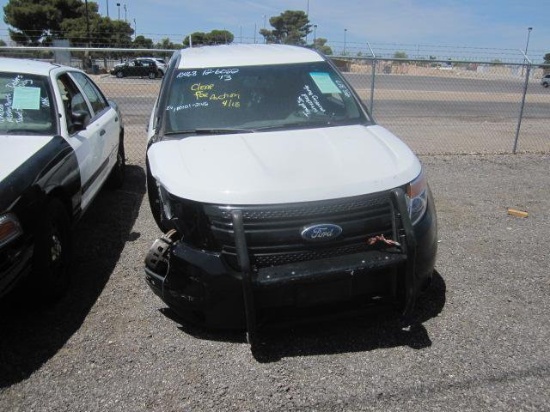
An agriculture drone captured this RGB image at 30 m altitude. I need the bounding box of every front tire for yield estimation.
[148,71,157,79]
[29,199,72,301]
[116,71,124,78]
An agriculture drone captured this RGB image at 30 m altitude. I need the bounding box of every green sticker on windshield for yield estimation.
[309,72,341,94]
[12,87,41,110]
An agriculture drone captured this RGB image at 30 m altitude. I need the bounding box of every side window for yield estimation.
[70,71,109,115]
[57,73,92,134]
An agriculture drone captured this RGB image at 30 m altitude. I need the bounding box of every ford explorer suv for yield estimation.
[0,58,125,302]
[144,44,437,342]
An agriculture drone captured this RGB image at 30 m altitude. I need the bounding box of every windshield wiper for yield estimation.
[2,128,44,135]
[164,128,254,136]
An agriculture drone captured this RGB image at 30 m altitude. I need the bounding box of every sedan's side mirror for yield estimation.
[70,110,90,132]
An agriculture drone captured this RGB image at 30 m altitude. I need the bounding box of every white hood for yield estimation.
[0,135,53,182]
[147,125,421,205]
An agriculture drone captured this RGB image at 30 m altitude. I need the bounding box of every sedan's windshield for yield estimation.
[164,61,369,134]
[0,72,56,135]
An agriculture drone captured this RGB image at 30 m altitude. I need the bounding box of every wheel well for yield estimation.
[46,188,76,225]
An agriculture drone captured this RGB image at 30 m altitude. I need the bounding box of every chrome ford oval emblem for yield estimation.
[301,224,343,242]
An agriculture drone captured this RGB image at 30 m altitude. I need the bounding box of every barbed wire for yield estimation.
[0,28,546,63]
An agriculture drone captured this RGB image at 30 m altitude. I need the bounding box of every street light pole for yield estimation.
[305,0,310,43]
[84,0,90,46]
[313,24,317,47]
[343,28,347,55]
[521,27,533,77]
[116,3,120,20]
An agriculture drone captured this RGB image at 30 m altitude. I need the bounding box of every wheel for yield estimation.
[148,71,157,79]
[106,138,125,189]
[29,199,72,301]
[116,71,124,78]
[543,82,549,88]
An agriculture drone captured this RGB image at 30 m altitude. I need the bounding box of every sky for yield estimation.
[0,0,548,62]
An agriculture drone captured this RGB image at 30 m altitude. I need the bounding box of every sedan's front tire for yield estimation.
[116,71,124,78]
[29,199,72,301]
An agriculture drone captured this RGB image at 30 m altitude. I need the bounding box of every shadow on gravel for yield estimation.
[251,271,446,362]
[0,165,145,388]
[171,271,446,362]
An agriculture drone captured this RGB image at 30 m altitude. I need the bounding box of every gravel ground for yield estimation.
[1,153,549,411]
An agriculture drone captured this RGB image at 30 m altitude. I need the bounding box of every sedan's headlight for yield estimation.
[406,171,428,225]
[0,213,23,248]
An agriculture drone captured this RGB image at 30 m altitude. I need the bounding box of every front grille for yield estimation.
[203,192,395,270]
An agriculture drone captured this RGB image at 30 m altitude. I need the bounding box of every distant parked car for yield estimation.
[110,58,162,79]
[138,57,168,76]
[541,74,550,87]
[0,57,125,302]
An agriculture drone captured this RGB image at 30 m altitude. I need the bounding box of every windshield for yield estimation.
[0,72,56,135]
[163,61,369,134]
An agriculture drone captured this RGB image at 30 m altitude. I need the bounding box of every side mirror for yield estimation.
[70,110,90,132]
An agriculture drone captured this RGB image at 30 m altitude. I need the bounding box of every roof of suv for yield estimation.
[0,57,60,76]
[176,44,324,69]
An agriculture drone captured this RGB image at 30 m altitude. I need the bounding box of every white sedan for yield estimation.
[0,57,125,301]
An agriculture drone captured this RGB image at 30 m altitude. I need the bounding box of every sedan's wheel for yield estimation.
[148,71,157,79]
[544,82,549,88]
[29,199,72,301]
[116,71,124,78]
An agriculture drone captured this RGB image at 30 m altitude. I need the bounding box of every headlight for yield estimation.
[161,190,213,249]
[0,213,23,248]
[406,171,428,225]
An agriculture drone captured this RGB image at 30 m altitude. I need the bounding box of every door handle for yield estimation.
[100,129,106,136]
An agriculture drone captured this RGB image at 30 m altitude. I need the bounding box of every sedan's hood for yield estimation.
[147,125,422,204]
[0,135,54,182]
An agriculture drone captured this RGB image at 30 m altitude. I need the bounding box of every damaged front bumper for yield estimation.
[144,188,437,338]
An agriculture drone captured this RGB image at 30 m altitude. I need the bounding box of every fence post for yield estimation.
[513,62,531,154]
[366,42,376,115]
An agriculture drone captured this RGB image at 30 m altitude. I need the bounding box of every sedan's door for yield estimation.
[128,60,140,77]
[56,72,120,211]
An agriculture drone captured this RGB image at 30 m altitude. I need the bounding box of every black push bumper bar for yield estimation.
[232,188,417,344]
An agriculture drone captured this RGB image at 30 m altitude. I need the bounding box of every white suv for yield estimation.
[144,45,437,342]
[138,57,167,76]
[541,74,550,87]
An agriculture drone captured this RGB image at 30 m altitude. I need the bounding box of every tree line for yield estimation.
[2,1,332,54]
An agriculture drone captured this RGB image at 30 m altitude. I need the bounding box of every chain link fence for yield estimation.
[340,56,550,155]
[2,47,549,164]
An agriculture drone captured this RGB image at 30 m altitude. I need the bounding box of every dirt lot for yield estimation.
[0,152,549,411]
[1,72,549,410]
